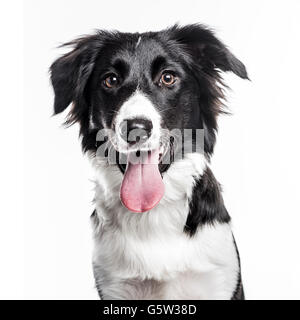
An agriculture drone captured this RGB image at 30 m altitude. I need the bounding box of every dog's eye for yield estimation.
[103,74,119,88]
[159,72,176,87]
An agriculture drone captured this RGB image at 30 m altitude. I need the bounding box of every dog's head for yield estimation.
[50,24,248,212]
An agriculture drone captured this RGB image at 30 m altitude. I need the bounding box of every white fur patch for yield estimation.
[89,152,239,299]
[135,36,142,48]
[89,111,96,130]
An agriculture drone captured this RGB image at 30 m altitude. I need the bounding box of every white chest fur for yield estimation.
[90,153,239,299]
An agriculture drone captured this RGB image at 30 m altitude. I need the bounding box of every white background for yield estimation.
[0,0,300,299]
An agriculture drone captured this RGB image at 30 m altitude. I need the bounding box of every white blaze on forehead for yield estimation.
[114,91,161,151]
[116,91,161,123]
[135,36,142,48]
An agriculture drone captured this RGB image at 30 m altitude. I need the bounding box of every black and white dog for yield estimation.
[50,24,248,300]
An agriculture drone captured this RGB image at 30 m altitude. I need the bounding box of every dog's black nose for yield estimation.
[119,118,153,144]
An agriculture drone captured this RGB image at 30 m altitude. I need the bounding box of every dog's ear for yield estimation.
[50,35,100,115]
[169,24,248,79]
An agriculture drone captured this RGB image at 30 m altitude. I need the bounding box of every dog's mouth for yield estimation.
[116,149,172,175]
[116,145,173,213]
[96,126,174,213]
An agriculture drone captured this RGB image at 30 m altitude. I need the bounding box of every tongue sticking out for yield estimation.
[120,149,165,213]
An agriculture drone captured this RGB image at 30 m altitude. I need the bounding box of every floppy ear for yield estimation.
[50,35,100,115]
[169,24,248,79]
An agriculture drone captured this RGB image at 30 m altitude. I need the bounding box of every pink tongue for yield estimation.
[120,150,165,213]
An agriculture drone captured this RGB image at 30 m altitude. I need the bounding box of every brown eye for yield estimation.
[160,72,176,87]
[104,74,119,88]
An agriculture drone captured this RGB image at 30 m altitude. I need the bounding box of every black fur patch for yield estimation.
[184,167,231,236]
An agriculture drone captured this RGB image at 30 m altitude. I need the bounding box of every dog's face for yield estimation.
[50,24,247,212]
[89,34,190,157]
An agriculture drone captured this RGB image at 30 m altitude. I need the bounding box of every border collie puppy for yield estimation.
[50,24,248,300]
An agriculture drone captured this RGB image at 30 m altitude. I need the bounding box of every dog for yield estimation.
[50,24,248,300]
